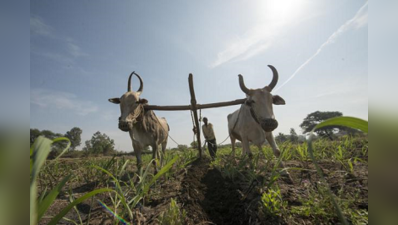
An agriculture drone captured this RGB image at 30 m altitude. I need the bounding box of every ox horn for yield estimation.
[238,74,250,95]
[127,71,144,93]
[266,65,279,91]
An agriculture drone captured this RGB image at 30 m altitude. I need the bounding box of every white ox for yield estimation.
[228,65,285,158]
[108,72,169,173]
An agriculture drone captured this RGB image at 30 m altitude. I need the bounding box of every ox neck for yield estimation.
[132,109,157,130]
[241,104,261,125]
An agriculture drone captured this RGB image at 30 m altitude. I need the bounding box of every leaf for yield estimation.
[143,155,179,195]
[312,116,368,133]
[52,137,72,160]
[38,174,71,220]
[30,136,53,225]
[48,188,114,225]
[30,136,71,225]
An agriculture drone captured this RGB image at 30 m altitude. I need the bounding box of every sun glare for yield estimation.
[257,0,306,24]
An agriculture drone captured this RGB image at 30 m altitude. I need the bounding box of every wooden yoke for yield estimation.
[188,74,202,158]
[141,73,248,159]
[144,98,246,111]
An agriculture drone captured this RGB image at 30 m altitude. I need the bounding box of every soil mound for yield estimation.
[179,158,250,225]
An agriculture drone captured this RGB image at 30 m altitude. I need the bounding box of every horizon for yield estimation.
[30,0,368,152]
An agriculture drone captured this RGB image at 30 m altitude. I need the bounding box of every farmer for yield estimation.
[202,117,217,159]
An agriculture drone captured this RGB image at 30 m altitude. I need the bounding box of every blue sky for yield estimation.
[30,0,368,151]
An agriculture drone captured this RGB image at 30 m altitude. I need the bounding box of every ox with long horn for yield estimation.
[108,72,169,173]
[228,65,292,182]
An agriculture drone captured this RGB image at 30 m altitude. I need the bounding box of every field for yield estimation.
[34,136,368,225]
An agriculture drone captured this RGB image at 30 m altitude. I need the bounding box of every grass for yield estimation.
[32,117,368,224]
[157,198,187,225]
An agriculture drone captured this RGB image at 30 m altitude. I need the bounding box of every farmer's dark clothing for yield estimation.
[206,139,217,159]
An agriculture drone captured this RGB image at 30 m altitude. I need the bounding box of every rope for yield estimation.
[217,135,230,146]
[167,133,181,146]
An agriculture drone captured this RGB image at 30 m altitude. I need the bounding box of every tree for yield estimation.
[30,128,41,145]
[177,145,188,151]
[275,133,288,143]
[84,131,115,155]
[65,127,82,151]
[190,141,198,149]
[300,111,343,140]
[30,128,68,158]
[290,128,298,143]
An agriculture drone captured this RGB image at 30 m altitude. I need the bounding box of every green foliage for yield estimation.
[177,144,188,151]
[291,185,335,222]
[300,111,345,139]
[30,128,82,154]
[307,116,368,225]
[158,198,187,225]
[30,136,112,225]
[83,131,115,155]
[190,141,198,148]
[30,128,41,145]
[260,187,287,217]
[313,116,368,134]
[291,185,368,225]
[64,127,82,151]
[33,116,367,224]
[275,132,288,143]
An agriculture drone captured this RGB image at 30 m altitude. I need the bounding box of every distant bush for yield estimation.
[61,150,85,158]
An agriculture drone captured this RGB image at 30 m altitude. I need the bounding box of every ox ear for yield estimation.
[108,98,121,104]
[272,95,286,105]
[138,98,148,104]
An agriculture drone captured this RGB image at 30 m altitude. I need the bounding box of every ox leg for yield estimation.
[265,132,281,157]
[230,135,236,157]
[133,142,142,171]
[161,141,167,167]
[242,137,253,158]
[152,145,158,174]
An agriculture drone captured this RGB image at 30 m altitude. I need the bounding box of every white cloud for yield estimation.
[275,2,368,92]
[30,16,54,37]
[30,16,88,60]
[210,26,277,68]
[31,89,98,116]
[67,43,88,58]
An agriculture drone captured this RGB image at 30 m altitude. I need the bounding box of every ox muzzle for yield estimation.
[260,119,278,132]
[248,106,278,132]
[118,119,133,132]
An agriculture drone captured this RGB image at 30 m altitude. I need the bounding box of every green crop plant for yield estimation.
[260,186,287,218]
[307,116,368,225]
[91,154,179,222]
[157,198,187,225]
[30,136,113,225]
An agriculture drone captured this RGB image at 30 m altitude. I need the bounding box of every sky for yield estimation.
[30,0,368,151]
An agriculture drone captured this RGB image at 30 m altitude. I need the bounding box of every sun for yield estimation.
[256,0,306,24]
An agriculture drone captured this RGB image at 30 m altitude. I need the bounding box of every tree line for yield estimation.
[30,127,117,156]
[30,110,363,156]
